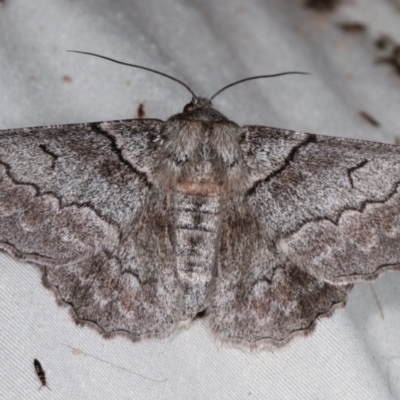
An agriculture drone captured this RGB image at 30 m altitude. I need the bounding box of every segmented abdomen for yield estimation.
[175,192,220,319]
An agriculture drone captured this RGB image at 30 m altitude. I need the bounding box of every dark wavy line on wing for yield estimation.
[0,159,116,226]
[90,122,152,188]
[247,134,316,195]
[347,159,368,189]
[0,240,59,261]
[284,181,400,238]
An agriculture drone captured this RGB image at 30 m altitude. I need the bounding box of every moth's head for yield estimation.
[183,97,212,112]
[174,96,228,122]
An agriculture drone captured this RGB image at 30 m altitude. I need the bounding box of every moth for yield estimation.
[33,359,50,390]
[1,52,400,350]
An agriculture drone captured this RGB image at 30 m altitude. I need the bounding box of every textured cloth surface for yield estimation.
[1,0,400,399]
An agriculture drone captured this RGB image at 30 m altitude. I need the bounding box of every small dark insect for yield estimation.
[377,46,400,75]
[137,103,146,118]
[359,111,380,127]
[63,75,73,83]
[304,0,339,11]
[338,22,366,34]
[33,359,50,391]
[375,35,395,50]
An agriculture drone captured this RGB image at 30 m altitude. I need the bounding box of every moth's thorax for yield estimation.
[156,110,244,193]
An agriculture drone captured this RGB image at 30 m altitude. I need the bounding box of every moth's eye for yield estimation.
[183,103,195,113]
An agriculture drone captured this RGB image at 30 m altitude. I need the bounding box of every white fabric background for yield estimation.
[1,0,400,399]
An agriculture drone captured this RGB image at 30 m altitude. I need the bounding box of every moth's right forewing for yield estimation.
[98,119,165,181]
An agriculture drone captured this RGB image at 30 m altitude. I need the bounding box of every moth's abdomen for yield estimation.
[175,191,220,319]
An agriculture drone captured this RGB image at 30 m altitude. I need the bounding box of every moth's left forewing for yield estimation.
[242,127,400,284]
[238,125,311,186]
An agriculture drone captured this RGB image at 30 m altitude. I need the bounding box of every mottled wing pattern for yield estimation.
[243,127,400,283]
[209,126,400,348]
[0,119,182,340]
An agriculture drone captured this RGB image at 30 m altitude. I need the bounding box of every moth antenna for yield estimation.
[67,50,196,98]
[209,72,309,101]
